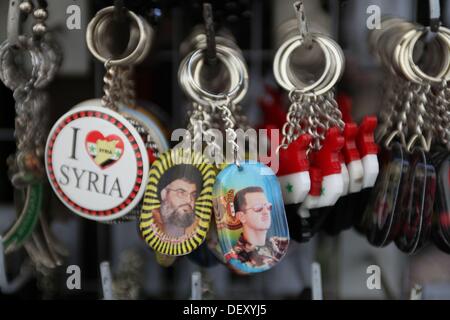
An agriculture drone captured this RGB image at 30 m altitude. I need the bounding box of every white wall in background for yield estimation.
[338,229,408,299]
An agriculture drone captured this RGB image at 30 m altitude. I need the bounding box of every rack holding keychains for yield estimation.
[0,1,450,300]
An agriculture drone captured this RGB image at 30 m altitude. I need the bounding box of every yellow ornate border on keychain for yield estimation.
[139,148,216,256]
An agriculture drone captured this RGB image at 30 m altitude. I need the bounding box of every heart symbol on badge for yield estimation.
[85,131,124,169]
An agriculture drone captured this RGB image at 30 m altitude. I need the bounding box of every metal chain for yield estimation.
[390,79,413,147]
[440,81,450,149]
[102,63,121,111]
[119,66,136,107]
[307,96,326,151]
[408,83,430,151]
[1,43,57,187]
[279,90,306,149]
[229,103,250,131]
[428,81,446,145]
[379,75,404,142]
[214,99,240,165]
[323,91,345,130]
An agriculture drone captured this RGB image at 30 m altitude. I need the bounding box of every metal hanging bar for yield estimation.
[429,0,441,32]
[293,1,312,47]
[7,0,23,46]
[203,2,218,67]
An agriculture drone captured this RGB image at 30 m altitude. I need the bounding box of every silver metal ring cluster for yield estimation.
[86,6,153,66]
[0,36,60,90]
[370,18,450,84]
[273,32,345,95]
[178,43,249,106]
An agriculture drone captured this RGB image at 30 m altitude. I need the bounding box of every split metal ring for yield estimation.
[86,6,151,66]
[179,44,248,105]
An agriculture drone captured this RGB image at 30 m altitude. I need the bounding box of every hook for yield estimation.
[100,261,115,300]
[190,271,202,300]
[429,0,441,33]
[410,284,423,300]
[0,236,33,294]
[104,0,131,57]
[293,1,312,48]
[311,262,323,300]
[113,0,126,21]
[7,0,24,46]
[203,3,217,67]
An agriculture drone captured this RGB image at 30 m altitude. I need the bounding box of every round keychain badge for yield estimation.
[213,161,289,274]
[139,148,216,256]
[75,99,169,165]
[45,104,149,221]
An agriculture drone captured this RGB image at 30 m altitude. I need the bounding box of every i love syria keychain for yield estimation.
[45,7,151,222]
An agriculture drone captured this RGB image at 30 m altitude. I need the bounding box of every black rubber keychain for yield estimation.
[394,147,436,254]
[390,21,450,254]
[360,140,410,247]
[361,17,450,250]
[429,78,450,254]
[431,150,450,253]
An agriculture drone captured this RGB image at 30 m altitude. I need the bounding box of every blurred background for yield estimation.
[1,0,450,300]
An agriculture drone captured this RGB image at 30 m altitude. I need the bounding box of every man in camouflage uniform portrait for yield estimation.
[225,186,288,272]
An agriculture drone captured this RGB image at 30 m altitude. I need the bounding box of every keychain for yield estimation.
[322,94,377,235]
[167,26,289,272]
[273,2,346,242]
[138,38,250,258]
[360,17,450,252]
[139,21,246,265]
[45,6,151,222]
[83,7,169,224]
[0,0,60,256]
[0,0,68,279]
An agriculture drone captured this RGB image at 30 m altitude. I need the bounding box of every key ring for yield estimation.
[276,34,344,95]
[378,21,416,76]
[33,37,62,88]
[0,38,42,90]
[86,6,150,66]
[92,8,153,65]
[403,27,450,83]
[179,44,248,106]
[274,34,332,93]
[178,45,244,106]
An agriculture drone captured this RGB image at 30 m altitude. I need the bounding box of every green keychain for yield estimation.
[3,184,43,253]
